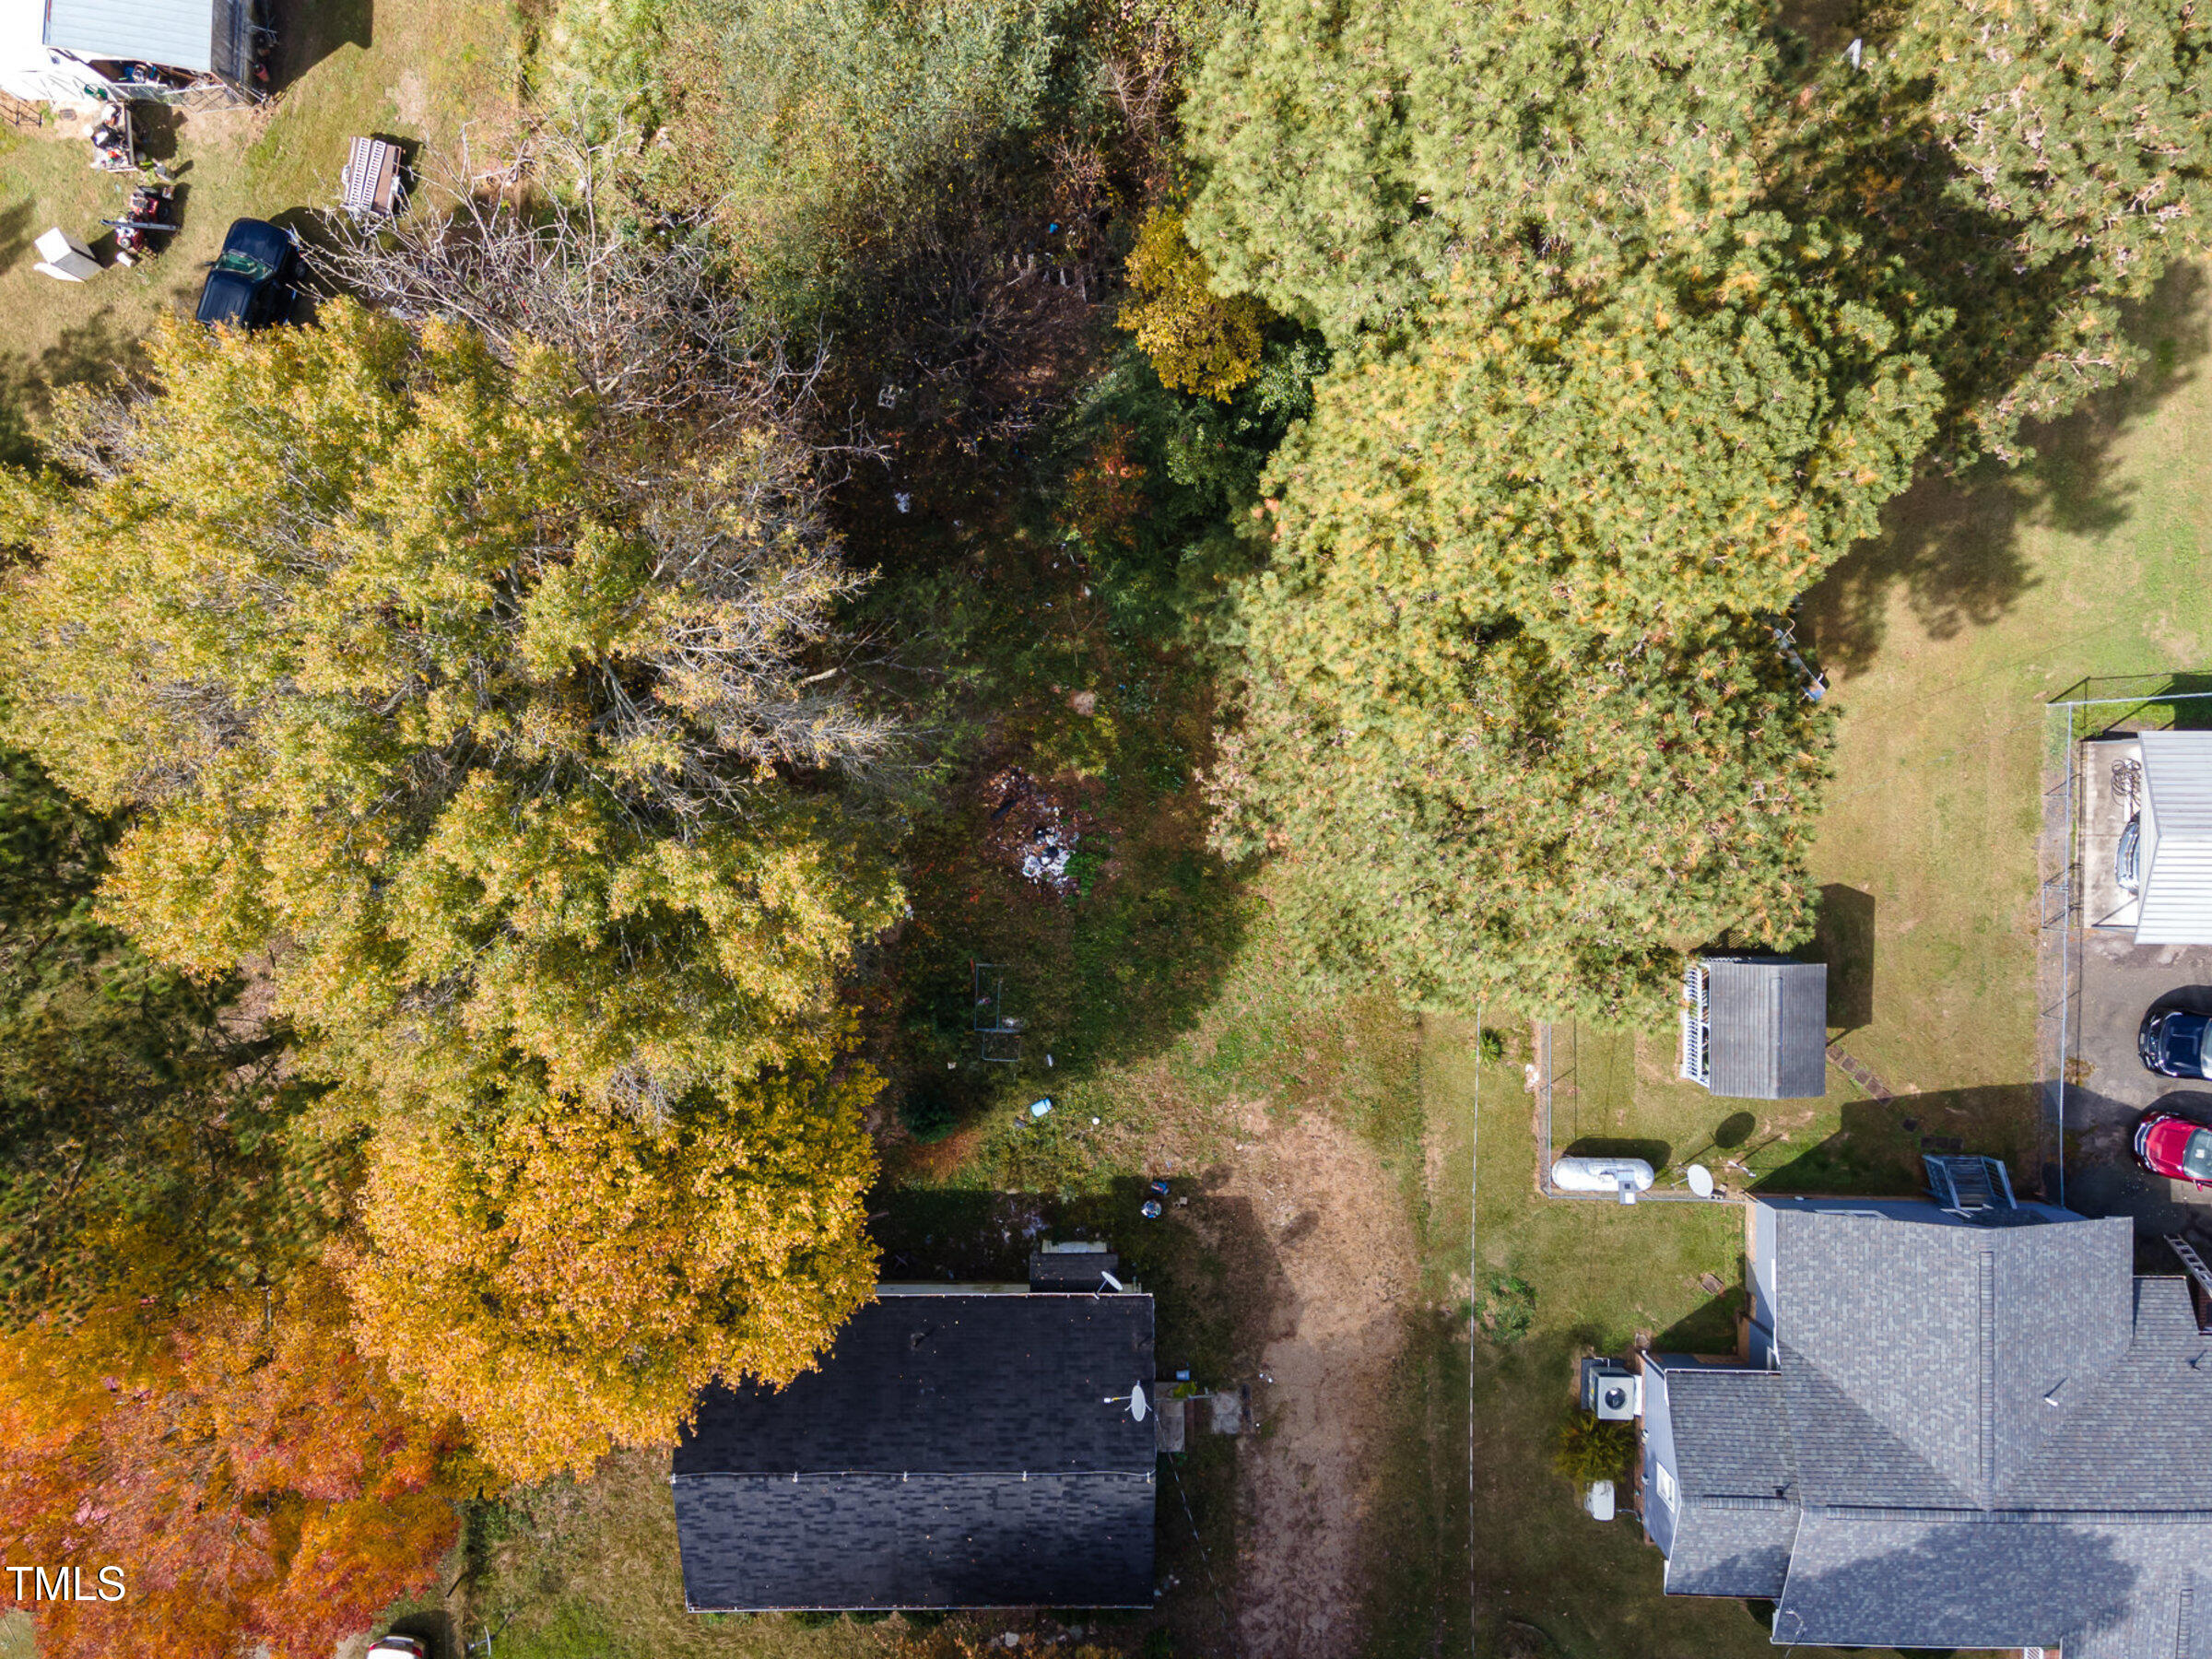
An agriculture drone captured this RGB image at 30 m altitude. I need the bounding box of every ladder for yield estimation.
[2167,1234,2212,1303]
[1925,1154,2016,1215]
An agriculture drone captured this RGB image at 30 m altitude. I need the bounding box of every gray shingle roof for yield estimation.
[1776,1515,2212,1659]
[1705,959,1828,1099]
[673,1292,1156,1610]
[1771,1206,2135,1507]
[1657,1203,2212,1656]
[1656,1370,1798,1598]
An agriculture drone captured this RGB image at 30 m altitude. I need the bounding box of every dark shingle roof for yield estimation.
[1658,1203,2212,1654]
[673,1473,1157,1610]
[1705,959,1828,1100]
[673,1292,1156,1610]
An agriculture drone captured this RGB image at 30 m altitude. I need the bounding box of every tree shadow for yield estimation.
[0,307,146,467]
[1811,885,1875,1034]
[1713,1111,1758,1150]
[0,201,32,278]
[1748,1088,2039,1197]
[1803,262,2209,678]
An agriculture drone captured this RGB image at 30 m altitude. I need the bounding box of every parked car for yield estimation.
[365,1638,427,1658]
[195,218,297,330]
[2134,1111,2212,1188]
[2138,1007,2212,1079]
[2116,814,2142,894]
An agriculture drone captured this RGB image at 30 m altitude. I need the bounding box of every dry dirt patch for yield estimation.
[1212,1107,1418,1658]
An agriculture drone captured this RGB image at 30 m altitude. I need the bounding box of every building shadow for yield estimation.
[1748,1088,2038,1197]
[1561,1135,1673,1172]
[271,0,373,93]
[1812,885,1875,1034]
[1804,261,2209,677]
[1655,1288,1745,1356]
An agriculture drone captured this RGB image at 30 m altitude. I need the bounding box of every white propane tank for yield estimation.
[1551,1156,1655,1201]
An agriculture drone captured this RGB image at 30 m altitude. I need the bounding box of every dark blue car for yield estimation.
[195,218,296,330]
[2139,1007,2212,1079]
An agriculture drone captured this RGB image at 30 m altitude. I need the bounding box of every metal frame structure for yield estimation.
[971,959,1023,1064]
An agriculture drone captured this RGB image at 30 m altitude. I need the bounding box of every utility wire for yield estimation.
[1168,1454,1238,1659]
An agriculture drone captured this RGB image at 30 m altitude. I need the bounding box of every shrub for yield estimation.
[1552,1411,1634,1485]
[1121,207,1267,400]
[900,1082,960,1142]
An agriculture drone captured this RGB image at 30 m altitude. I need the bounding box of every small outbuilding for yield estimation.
[0,0,252,106]
[2133,729,2212,945]
[1677,956,1828,1100]
[672,1273,1157,1612]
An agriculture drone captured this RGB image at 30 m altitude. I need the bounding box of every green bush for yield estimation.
[1478,1028,1507,1062]
[1477,1274,1535,1345]
[899,1082,960,1143]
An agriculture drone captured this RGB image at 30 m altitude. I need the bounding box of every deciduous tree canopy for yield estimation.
[1186,0,2211,1010]
[339,1055,880,1482]
[0,306,902,1118]
[0,304,901,1457]
[0,1268,469,1659]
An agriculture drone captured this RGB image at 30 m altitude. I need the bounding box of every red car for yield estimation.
[2135,1112,2212,1188]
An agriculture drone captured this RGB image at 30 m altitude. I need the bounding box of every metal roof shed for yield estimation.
[40,0,248,79]
[1683,957,1828,1100]
[2136,729,2212,945]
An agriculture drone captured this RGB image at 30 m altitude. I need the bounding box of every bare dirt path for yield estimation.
[1215,1108,1418,1658]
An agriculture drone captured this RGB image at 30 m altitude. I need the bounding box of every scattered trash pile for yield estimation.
[979,767,1088,894]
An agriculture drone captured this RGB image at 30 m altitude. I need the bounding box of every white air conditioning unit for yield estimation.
[1581,1358,1641,1420]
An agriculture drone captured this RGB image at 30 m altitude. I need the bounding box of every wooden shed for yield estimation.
[1678,956,1828,1100]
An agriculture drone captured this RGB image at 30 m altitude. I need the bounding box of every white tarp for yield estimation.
[0,0,124,102]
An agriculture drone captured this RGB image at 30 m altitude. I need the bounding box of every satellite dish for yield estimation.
[1129,1382,1147,1422]
[1687,1164,1715,1198]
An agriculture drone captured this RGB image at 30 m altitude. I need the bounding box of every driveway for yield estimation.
[2063,930,2212,1232]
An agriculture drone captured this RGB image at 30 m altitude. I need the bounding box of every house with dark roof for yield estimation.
[1639,1167,2212,1656]
[672,1262,1156,1612]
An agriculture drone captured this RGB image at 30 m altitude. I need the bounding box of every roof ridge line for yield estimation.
[1810,1503,2212,1524]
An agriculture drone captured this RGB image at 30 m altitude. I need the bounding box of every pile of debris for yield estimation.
[980,767,1088,894]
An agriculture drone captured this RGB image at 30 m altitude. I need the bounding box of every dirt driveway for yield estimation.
[1194,1106,1418,1659]
[2065,930,2212,1231]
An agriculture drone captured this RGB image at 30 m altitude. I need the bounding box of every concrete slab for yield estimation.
[1153,1386,1186,1454]
[2079,735,2143,934]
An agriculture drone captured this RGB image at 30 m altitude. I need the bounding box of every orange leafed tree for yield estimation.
[0,1266,472,1659]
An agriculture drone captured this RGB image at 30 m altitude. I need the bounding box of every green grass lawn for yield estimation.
[1799,263,2212,1122]
[1544,1021,2000,1197]
[0,0,512,445]
[1335,1014,1857,1659]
